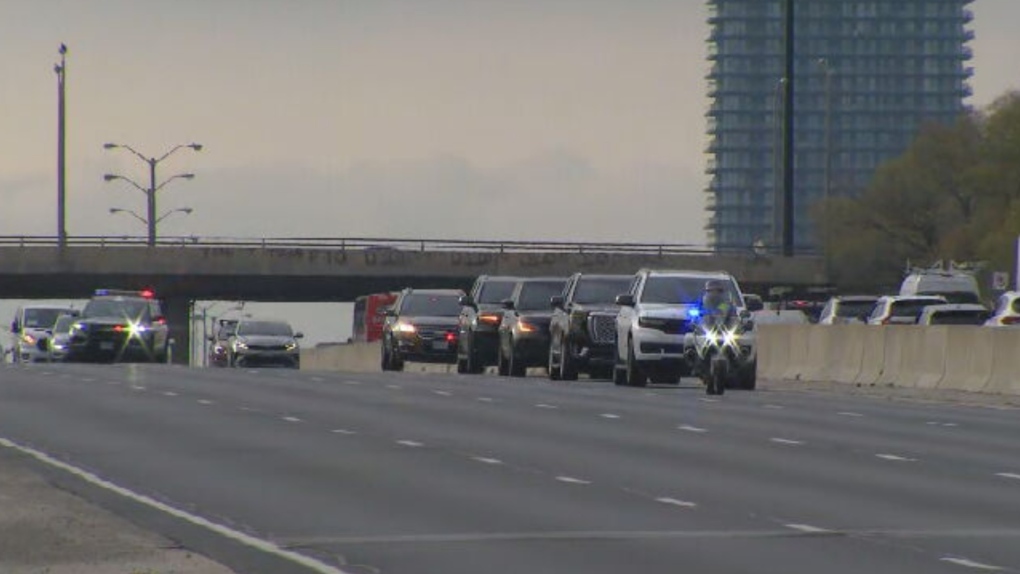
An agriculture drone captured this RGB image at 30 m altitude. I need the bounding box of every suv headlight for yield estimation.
[21,334,37,345]
[394,321,416,334]
[235,340,249,350]
[285,341,298,351]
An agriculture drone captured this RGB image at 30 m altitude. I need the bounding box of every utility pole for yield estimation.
[781,0,796,257]
[55,44,68,247]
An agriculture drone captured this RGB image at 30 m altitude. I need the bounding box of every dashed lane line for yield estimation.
[162,391,178,397]
[940,557,1003,571]
[677,425,707,434]
[197,399,214,406]
[599,413,621,419]
[838,412,865,417]
[770,438,804,446]
[875,453,917,462]
[432,390,453,397]
[396,440,424,448]
[784,524,831,534]
[476,397,495,403]
[331,429,358,435]
[655,497,697,508]
[995,473,1020,481]
[471,457,503,465]
[282,416,303,423]
[555,476,592,485]
[763,404,785,410]
[535,403,559,410]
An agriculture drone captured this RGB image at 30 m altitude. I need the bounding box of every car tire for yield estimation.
[626,338,647,387]
[509,341,526,378]
[559,339,578,381]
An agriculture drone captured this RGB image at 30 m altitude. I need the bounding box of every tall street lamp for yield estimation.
[55,44,68,247]
[109,206,193,228]
[103,142,202,246]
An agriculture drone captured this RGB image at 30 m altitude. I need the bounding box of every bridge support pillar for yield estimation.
[164,297,192,366]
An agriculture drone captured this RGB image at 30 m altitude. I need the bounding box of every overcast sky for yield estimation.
[3,0,1015,246]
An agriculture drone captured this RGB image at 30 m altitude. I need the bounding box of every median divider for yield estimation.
[983,328,1020,394]
[756,324,792,381]
[301,343,457,374]
[938,326,994,392]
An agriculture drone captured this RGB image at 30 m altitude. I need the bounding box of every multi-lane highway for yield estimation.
[1,364,1019,574]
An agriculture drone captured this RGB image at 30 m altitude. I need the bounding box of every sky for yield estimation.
[2,0,1019,349]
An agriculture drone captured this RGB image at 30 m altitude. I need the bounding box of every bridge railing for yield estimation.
[0,235,806,257]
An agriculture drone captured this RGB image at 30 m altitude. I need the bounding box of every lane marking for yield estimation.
[927,421,959,428]
[838,411,864,417]
[246,370,260,375]
[0,438,351,574]
[83,377,96,383]
[677,425,707,434]
[471,457,503,465]
[310,377,324,383]
[699,398,719,403]
[876,453,917,462]
[995,473,1020,481]
[343,380,363,386]
[476,397,494,403]
[763,404,785,410]
[197,399,214,405]
[331,429,357,435]
[130,385,146,391]
[940,557,1003,571]
[238,406,261,413]
[770,438,804,446]
[599,413,621,419]
[106,381,121,385]
[282,416,303,423]
[555,476,591,485]
[785,524,830,534]
[535,403,559,410]
[655,497,697,508]
[162,391,178,397]
[385,384,402,390]
[432,390,452,397]
[396,440,424,448]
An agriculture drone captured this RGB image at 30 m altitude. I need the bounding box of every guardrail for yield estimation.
[0,235,816,257]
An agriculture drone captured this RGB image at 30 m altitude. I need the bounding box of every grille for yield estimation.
[248,344,288,352]
[643,318,693,334]
[416,324,454,340]
[587,314,617,345]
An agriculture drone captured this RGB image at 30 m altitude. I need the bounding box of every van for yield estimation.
[10,305,78,363]
[899,272,980,304]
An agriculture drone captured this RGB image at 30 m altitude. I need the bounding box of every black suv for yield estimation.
[66,289,170,363]
[381,288,465,371]
[456,275,520,374]
[496,277,568,377]
[547,273,635,381]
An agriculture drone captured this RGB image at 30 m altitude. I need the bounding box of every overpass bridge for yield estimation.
[0,235,828,363]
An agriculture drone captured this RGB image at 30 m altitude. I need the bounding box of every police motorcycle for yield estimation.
[685,282,754,395]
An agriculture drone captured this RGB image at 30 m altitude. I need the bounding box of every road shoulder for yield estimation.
[763,378,1020,408]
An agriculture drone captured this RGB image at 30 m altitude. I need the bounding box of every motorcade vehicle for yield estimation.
[900,270,981,304]
[547,273,635,381]
[382,288,464,371]
[817,296,880,325]
[44,314,79,362]
[457,276,520,374]
[866,295,948,325]
[228,319,303,368]
[10,305,77,363]
[677,273,758,391]
[985,291,1020,327]
[916,304,991,326]
[496,277,568,377]
[208,318,239,367]
[66,289,169,363]
[353,292,398,342]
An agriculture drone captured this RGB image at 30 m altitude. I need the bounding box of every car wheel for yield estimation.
[509,340,526,378]
[560,339,578,381]
[626,338,647,387]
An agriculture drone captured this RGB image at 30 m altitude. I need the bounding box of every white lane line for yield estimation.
[238,406,261,413]
[476,397,494,403]
[770,438,804,446]
[162,391,178,397]
[282,416,303,423]
[0,437,351,574]
[876,453,917,462]
[130,385,146,391]
[197,399,214,405]
[331,429,357,435]
[472,457,503,465]
[555,476,591,485]
[535,403,559,410]
[41,371,55,376]
[655,497,697,508]
[106,380,121,385]
[940,557,1003,571]
[396,440,424,448]
[599,413,621,419]
[83,377,96,383]
[763,404,785,410]
[838,411,864,417]
[677,425,707,434]
[385,384,402,390]
[432,390,453,397]
[343,380,363,386]
[785,523,831,534]
[699,398,719,403]
[995,473,1020,481]
[246,370,260,375]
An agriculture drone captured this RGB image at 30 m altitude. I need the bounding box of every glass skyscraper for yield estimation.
[705,0,974,252]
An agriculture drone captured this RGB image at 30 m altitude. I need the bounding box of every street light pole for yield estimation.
[55,44,68,247]
[781,0,796,257]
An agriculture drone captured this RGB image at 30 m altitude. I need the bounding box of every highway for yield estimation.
[1,364,1019,574]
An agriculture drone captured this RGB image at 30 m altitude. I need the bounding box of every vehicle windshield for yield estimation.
[928,310,990,325]
[237,321,294,337]
[573,277,634,305]
[517,280,566,311]
[22,308,69,329]
[837,300,878,318]
[477,281,518,304]
[82,299,149,321]
[53,315,76,333]
[400,294,463,316]
[640,276,740,305]
[890,299,943,319]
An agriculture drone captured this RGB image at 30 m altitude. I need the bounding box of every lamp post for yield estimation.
[103,142,201,246]
[109,206,193,227]
[55,44,68,247]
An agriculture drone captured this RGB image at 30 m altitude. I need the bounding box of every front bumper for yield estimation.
[16,342,49,363]
[235,349,300,368]
[631,326,688,361]
[396,335,458,364]
[509,331,551,366]
[68,331,158,361]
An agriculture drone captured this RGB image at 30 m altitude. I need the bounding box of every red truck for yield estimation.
[353,292,398,342]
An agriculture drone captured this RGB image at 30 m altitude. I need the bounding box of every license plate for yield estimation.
[431,340,448,351]
[100,342,115,351]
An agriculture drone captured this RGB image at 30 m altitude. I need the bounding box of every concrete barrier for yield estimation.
[757,325,792,381]
[983,328,1020,394]
[853,326,886,386]
[938,327,994,392]
[821,324,867,384]
[780,326,812,381]
[897,326,948,390]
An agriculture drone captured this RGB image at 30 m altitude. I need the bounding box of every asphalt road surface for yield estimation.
[1,363,1019,574]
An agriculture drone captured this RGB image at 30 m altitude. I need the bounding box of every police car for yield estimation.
[66,289,171,363]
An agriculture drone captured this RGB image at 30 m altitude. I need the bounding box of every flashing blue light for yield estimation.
[95,289,110,296]
[687,307,702,319]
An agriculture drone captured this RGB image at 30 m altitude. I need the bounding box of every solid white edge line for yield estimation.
[940,556,1003,571]
[995,472,1020,480]
[785,523,830,534]
[655,497,697,508]
[555,476,591,485]
[0,437,351,574]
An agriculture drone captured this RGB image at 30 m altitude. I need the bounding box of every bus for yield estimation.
[352,292,398,342]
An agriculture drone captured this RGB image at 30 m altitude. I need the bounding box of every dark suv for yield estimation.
[381,288,465,371]
[496,277,568,377]
[547,273,635,381]
[66,289,170,363]
[456,275,520,374]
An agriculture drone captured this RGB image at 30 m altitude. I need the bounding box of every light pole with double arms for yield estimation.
[103,143,202,246]
[109,206,193,228]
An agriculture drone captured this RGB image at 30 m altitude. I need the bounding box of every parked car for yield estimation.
[496,277,568,377]
[382,288,465,371]
[208,318,239,367]
[900,270,981,304]
[228,319,303,369]
[44,314,79,362]
[547,273,635,381]
[917,304,991,326]
[817,296,880,325]
[985,291,1020,327]
[10,305,77,363]
[457,276,520,374]
[66,289,169,363]
[866,295,948,325]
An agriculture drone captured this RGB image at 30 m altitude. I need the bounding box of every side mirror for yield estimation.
[10,322,19,334]
[550,295,565,310]
[739,309,752,321]
[615,294,636,307]
[294,332,305,339]
[458,295,477,309]
[501,299,515,310]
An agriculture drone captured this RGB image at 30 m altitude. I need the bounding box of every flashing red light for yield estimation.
[445,332,457,342]
[113,325,125,333]
[154,317,167,326]
[140,289,155,299]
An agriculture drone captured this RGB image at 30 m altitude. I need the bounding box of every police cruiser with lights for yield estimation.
[66,289,171,363]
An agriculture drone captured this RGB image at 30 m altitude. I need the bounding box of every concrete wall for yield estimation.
[758,324,1020,396]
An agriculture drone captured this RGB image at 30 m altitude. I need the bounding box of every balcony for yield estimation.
[962,8,974,23]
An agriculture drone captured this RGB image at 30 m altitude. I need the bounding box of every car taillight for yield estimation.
[479,313,501,325]
[445,332,457,342]
[155,317,167,326]
[113,325,125,333]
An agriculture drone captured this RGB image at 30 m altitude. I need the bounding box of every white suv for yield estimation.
[614,269,757,388]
